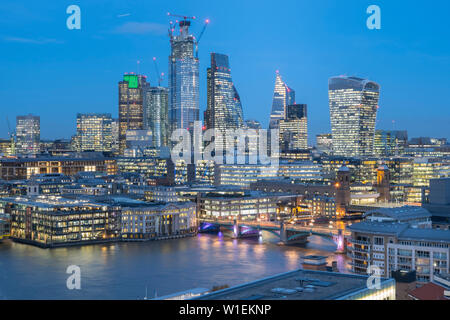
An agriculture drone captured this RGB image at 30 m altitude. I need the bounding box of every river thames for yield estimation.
[0,232,350,299]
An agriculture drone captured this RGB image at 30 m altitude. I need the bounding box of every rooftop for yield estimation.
[408,282,449,300]
[349,221,450,243]
[193,269,393,300]
[364,206,432,221]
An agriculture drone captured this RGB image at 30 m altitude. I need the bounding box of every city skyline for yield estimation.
[1,1,449,142]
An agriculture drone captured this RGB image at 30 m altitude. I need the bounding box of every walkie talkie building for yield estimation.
[329,76,380,157]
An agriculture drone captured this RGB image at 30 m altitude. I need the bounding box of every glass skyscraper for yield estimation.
[329,76,380,157]
[205,53,244,146]
[118,74,147,155]
[168,19,199,135]
[269,72,295,129]
[279,104,308,151]
[16,114,40,155]
[143,86,169,148]
[75,113,113,152]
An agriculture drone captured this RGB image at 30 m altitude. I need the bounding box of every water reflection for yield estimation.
[0,233,350,300]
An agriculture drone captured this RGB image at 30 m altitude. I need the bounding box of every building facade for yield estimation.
[269,72,295,129]
[205,52,244,150]
[75,113,113,152]
[279,104,308,151]
[329,76,380,157]
[1,196,121,247]
[16,114,40,155]
[168,19,199,134]
[118,74,147,155]
[348,221,450,282]
[143,86,169,148]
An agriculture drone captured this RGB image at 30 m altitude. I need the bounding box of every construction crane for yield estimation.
[5,116,16,155]
[167,13,209,59]
[152,57,164,86]
[167,12,196,20]
[195,19,209,58]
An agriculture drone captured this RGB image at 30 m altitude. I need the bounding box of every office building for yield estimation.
[316,134,333,154]
[205,53,244,150]
[118,199,196,241]
[197,190,279,221]
[0,156,117,180]
[16,114,40,155]
[143,86,169,148]
[374,130,408,157]
[168,18,199,134]
[279,104,308,151]
[118,74,147,155]
[269,72,295,129]
[329,76,380,157]
[75,113,113,152]
[1,196,121,247]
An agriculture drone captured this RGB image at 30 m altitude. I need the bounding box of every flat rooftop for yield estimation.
[194,269,393,300]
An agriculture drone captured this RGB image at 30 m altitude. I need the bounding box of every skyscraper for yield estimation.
[205,53,244,146]
[16,114,40,155]
[118,74,147,155]
[279,104,308,151]
[75,113,113,152]
[329,76,380,157]
[143,86,169,148]
[374,130,408,157]
[168,18,199,135]
[269,72,295,129]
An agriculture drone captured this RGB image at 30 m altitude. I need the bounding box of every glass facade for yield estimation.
[279,104,308,151]
[205,53,244,150]
[16,114,40,155]
[168,21,199,134]
[118,74,147,155]
[329,76,380,157]
[143,86,169,148]
[269,72,295,129]
[75,113,113,152]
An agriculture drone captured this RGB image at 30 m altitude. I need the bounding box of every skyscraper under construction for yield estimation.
[168,17,200,135]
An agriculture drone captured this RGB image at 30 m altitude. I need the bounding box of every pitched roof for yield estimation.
[408,283,449,300]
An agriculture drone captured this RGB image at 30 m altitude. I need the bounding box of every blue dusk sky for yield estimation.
[0,0,449,142]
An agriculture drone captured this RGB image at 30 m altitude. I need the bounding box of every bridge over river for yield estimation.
[199,218,351,253]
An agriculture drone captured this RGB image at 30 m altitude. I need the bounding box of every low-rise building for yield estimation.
[348,221,450,282]
[117,198,196,241]
[0,213,10,240]
[197,190,280,221]
[364,206,432,228]
[0,196,121,247]
[193,269,396,300]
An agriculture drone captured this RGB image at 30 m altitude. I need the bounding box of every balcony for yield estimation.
[349,239,371,246]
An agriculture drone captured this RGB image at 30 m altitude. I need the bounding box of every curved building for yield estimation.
[329,76,380,157]
[205,53,244,138]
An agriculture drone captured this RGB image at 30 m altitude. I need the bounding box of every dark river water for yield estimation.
[0,232,350,300]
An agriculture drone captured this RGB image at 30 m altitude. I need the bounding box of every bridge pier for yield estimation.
[334,229,347,254]
[279,222,309,245]
[231,220,260,239]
